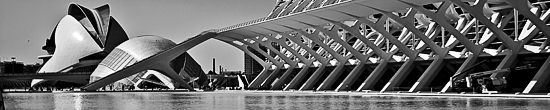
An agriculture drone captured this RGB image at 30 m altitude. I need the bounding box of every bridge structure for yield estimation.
[82,0,550,93]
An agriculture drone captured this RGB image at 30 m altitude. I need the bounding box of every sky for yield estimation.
[0,0,274,73]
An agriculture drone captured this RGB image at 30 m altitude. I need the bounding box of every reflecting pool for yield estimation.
[4,91,550,109]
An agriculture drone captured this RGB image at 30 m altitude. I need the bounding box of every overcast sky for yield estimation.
[0,0,274,73]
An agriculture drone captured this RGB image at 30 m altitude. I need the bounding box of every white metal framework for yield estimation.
[217,0,550,93]
[83,0,550,93]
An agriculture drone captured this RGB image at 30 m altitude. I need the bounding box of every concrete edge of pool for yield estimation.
[4,90,550,98]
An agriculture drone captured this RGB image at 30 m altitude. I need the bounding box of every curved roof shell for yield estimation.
[33,3,129,87]
[90,36,177,88]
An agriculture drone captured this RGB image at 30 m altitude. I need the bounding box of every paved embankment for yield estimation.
[217,90,550,98]
[4,89,550,98]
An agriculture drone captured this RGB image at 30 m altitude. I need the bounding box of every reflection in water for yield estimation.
[4,92,550,109]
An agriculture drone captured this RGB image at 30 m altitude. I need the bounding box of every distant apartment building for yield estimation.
[1,61,26,73]
[0,61,41,74]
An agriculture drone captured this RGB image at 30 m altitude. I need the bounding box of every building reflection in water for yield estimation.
[4,92,550,109]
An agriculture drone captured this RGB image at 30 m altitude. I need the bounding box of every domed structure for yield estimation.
[33,3,207,90]
[91,35,182,89]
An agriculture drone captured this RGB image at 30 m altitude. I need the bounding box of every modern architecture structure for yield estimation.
[89,35,207,90]
[225,0,550,93]
[31,3,207,90]
[26,0,550,94]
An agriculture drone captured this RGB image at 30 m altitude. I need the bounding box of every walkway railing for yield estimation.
[218,17,267,32]
[216,0,352,33]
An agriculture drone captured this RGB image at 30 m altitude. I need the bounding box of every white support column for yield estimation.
[368,8,445,55]
[449,0,521,78]
[400,1,483,92]
[356,59,390,91]
[503,0,550,93]
[238,38,284,89]
[365,7,446,92]
[442,1,548,92]
[523,56,550,93]
[409,56,446,92]
[217,38,274,89]
[492,52,519,77]
[336,61,369,91]
[276,29,331,90]
[249,37,297,88]
[381,58,416,92]
[341,15,418,91]
[260,32,313,90]
[294,29,347,90]
[504,0,550,39]
[441,52,481,92]
[402,1,480,51]
[450,0,518,49]
[316,62,347,90]
[267,63,297,88]
[305,20,367,91]
[329,19,391,91]
[275,63,312,90]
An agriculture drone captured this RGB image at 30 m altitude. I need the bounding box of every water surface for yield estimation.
[4,91,550,109]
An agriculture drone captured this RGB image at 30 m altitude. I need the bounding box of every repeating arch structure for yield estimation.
[213,0,550,93]
[80,0,550,93]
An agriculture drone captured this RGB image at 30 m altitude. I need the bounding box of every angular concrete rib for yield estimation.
[327,19,391,91]
[513,7,550,93]
[409,56,446,91]
[248,37,298,88]
[219,0,550,93]
[364,7,446,92]
[82,31,218,91]
[336,61,368,91]
[440,52,480,92]
[438,2,515,92]
[295,29,347,90]
[216,37,273,88]
[306,21,368,91]
[401,1,482,92]
[524,57,550,93]
[353,15,417,91]
[381,57,416,91]
[449,0,520,79]
[501,0,550,93]
[237,38,285,89]
[259,33,312,90]
[275,28,330,90]
[213,34,283,89]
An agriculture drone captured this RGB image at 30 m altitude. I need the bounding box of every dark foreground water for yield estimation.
[3,91,550,109]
